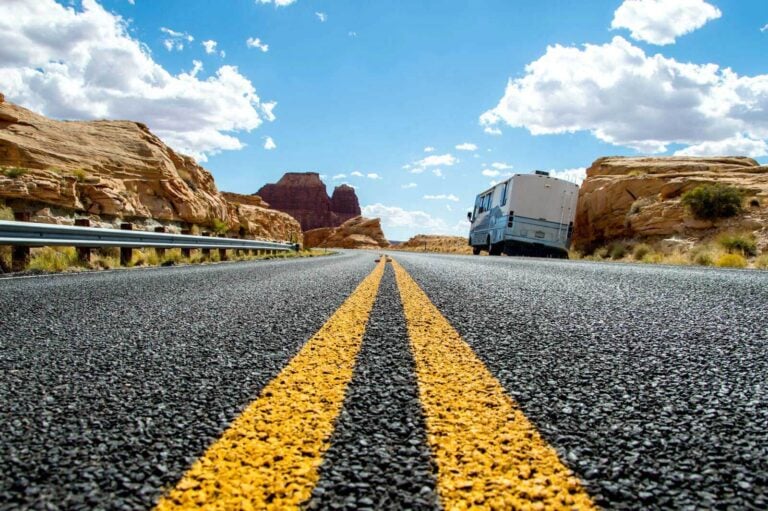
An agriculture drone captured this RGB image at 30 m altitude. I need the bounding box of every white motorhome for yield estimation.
[467,171,578,257]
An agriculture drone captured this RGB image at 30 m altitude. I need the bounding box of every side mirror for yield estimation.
[467,211,472,221]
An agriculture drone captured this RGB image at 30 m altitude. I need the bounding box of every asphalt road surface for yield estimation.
[1,251,766,510]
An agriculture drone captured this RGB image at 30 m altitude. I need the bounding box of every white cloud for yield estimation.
[674,134,768,157]
[332,174,347,180]
[362,203,462,235]
[350,171,364,177]
[246,37,269,52]
[366,173,382,180]
[401,182,417,189]
[482,169,500,177]
[415,154,457,168]
[424,146,435,152]
[161,26,194,51]
[424,194,460,202]
[432,168,443,177]
[612,0,721,45]
[761,24,768,33]
[127,0,135,4]
[263,136,276,150]
[484,126,502,135]
[547,167,587,185]
[202,40,217,54]
[0,0,274,162]
[315,12,327,22]
[455,142,478,151]
[491,162,513,170]
[256,0,297,6]
[348,31,358,38]
[480,36,768,155]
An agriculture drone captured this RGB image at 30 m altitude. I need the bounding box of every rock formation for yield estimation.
[574,156,768,251]
[0,95,301,243]
[304,216,389,249]
[256,173,361,231]
[394,234,472,254]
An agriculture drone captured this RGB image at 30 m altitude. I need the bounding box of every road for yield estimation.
[1,251,766,510]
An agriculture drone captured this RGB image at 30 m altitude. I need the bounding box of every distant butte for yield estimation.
[256,172,361,231]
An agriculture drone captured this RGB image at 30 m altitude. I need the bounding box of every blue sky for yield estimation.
[1,0,767,240]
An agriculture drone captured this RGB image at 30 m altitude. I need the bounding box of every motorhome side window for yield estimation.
[500,182,508,206]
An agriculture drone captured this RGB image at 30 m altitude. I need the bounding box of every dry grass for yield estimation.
[393,235,472,255]
[715,253,747,268]
[28,247,84,272]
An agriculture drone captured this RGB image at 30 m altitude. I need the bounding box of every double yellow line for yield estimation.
[156,258,595,510]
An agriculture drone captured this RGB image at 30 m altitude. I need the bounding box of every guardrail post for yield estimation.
[202,232,210,258]
[11,212,31,271]
[120,223,133,266]
[181,229,191,258]
[74,218,91,263]
[154,226,166,258]
[219,245,228,261]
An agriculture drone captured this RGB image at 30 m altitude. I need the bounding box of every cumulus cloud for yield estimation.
[547,167,587,185]
[761,24,768,33]
[367,173,382,180]
[455,142,478,151]
[415,154,457,168]
[484,126,502,135]
[256,0,297,7]
[350,171,364,177]
[246,37,269,52]
[480,36,768,155]
[161,26,193,51]
[612,0,721,45]
[424,146,435,152]
[315,12,327,22]
[674,135,768,157]
[0,0,274,161]
[424,194,460,202]
[482,169,500,177]
[401,182,417,189]
[202,40,217,54]
[263,136,276,150]
[491,162,513,170]
[362,204,465,235]
[332,173,347,180]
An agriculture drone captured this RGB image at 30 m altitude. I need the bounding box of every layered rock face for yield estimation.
[574,156,768,251]
[304,216,389,249]
[256,173,361,231]
[0,95,301,243]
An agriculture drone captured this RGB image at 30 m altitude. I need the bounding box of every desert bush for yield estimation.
[717,233,757,256]
[663,252,689,265]
[28,247,81,272]
[0,204,13,220]
[628,197,654,216]
[755,254,768,270]
[130,248,160,267]
[72,168,87,182]
[681,184,744,220]
[632,243,652,260]
[593,246,609,259]
[211,218,228,235]
[568,249,583,260]
[640,252,664,264]
[607,241,628,260]
[692,250,715,266]
[2,167,28,179]
[715,253,747,268]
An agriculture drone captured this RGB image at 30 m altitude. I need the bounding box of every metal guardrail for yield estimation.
[0,220,296,251]
[0,219,298,272]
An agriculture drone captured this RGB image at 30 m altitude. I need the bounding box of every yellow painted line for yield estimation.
[392,259,596,511]
[155,260,386,511]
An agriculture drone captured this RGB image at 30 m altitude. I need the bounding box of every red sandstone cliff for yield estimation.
[256,173,361,231]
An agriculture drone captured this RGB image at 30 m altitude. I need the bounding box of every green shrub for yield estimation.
[608,241,628,260]
[681,184,744,220]
[715,253,747,268]
[632,243,652,261]
[693,251,714,266]
[718,233,757,256]
[211,218,228,235]
[2,167,28,179]
[72,168,87,182]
